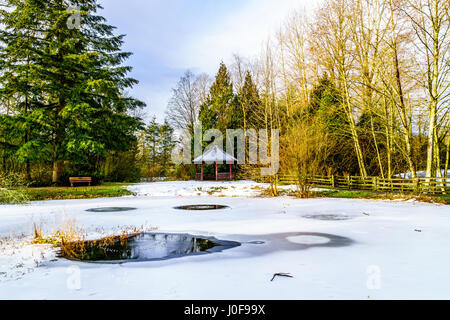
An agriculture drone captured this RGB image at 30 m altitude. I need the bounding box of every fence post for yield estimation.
[331,175,335,188]
[414,178,420,194]
[373,177,378,191]
[347,176,351,190]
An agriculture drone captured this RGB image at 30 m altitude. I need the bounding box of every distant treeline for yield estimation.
[166,0,449,181]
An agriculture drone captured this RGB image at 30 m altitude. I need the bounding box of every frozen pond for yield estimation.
[60,233,240,263]
[302,214,353,221]
[174,204,229,211]
[0,181,449,299]
[86,207,137,213]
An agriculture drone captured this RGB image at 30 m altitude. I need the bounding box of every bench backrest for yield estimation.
[69,177,92,181]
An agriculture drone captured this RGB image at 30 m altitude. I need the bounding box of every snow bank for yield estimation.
[0,240,56,282]
[128,180,270,197]
[128,180,303,198]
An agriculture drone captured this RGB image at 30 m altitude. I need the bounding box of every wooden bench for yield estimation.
[69,177,92,187]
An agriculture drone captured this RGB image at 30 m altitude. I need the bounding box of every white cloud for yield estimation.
[100,0,321,122]
[180,0,317,73]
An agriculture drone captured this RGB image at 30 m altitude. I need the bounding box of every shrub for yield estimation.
[0,172,29,204]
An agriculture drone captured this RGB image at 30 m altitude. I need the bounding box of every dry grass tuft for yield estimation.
[29,218,157,261]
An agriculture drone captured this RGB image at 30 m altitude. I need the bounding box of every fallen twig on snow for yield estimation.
[271,273,293,281]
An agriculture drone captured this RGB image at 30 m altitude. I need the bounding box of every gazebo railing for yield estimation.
[195,172,235,181]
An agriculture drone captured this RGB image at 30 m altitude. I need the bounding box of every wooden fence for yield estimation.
[277,175,450,195]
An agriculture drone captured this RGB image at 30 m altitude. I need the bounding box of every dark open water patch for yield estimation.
[59,233,240,263]
[174,204,229,211]
[86,207,137,213]
[302,214,353,221]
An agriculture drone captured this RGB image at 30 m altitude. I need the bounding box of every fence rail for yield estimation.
[278,175,450,195]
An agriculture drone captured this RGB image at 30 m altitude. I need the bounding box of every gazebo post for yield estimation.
[229,164,232,180]
[215,162,218,181]
[201,163,204,181]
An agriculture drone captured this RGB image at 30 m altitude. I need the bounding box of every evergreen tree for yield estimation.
[311,74,347,132]
[0,0,49,179]
[0,0,145,184]
[158,120,175,173]
[305,74,355,174]
[145,117,161,166]
[238,71,260,131]
[138,119,175,178]
[199,62,239,132]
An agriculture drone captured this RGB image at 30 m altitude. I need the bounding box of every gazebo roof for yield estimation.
[193,146,238,164]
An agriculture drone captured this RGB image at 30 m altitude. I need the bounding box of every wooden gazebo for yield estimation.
[193,146,238,181]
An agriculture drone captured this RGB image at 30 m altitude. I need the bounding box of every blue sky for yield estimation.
[98,0,316,122]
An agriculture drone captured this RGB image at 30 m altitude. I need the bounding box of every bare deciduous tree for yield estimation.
[166,71,211,136]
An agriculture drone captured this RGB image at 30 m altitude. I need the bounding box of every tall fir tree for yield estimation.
[238,71,260,131]
[0,0,145,184]
[199,62,240,133]
[307,74,355,174]
[0,0,49,179]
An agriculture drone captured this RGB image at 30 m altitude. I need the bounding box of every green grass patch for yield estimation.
[316,190,378,199]
[101,182,137,186]
[438,196,450,204]
[314,189,448,204]
[17,185,133,201]
[277,182,292,186]
[0,188,30,204]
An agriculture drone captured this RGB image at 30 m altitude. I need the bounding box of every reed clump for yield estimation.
[30,220,155,261]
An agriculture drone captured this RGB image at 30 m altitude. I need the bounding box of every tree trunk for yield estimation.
[26,160,31,181]
[383,97,393,178]
[52,161,64,184]
[425,0,441,179]
[426,100,437,178]
[343,81,367,177]
[445,132,449,178]
[370,115,384,178]
[434,127,442,178]
[393,39,416,178]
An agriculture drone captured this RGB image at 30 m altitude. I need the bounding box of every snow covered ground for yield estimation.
[397,170,450,179]
[0,181,449,300]
[128,180,271,197]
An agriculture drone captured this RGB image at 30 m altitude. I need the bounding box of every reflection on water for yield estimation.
[60,233,240,263]
[130,233,218,260]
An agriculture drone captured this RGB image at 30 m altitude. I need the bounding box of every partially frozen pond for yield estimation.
[86,207,137,213]
[1,181,449,299]
[302,214,353,221]
[59,233,241,263]
[174,204,229,211]
[240,232,354,252]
